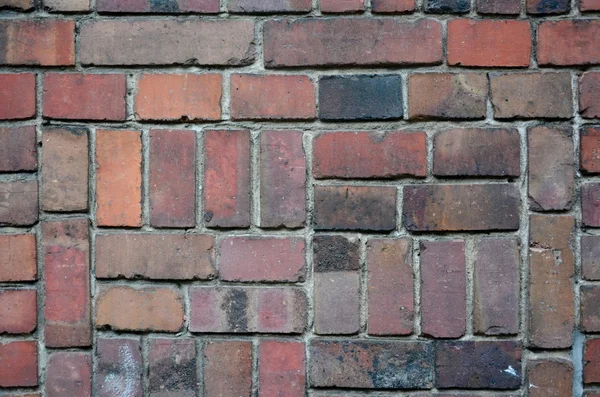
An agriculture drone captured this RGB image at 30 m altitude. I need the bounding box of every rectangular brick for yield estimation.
[97,338,142,397]
[403,184,520,232]
[585,338,600,384]
[582,285,600,332]
[96,233,215,280]
[538,20,600,66]
[43,219,90,348]
[581,72,600,119]
[149,129,196,228]
[321,0,364,13]
[203,340,252,397]
[80,19,254,66]
[260,340,305,397]
[0,234,37,282]
[0,74,35,120]
[0,341,37,387]
[229,0,311,12]
[149,338,196,397]
[0,126,37,172]
[313,235,360,273]
[582,235,600,280]
[0,180,38,226]
[425,0,470,12]
[581,0,600,10]
[528,360,573,397]
[46,352,91,397]
[477,0,520,13]
[264,18,442,67]
[581,126,600,174]
[98,0,219,13]
[0,0,33,10]
[0,289,36,334]
[582,183,600,227]
[44,0,90,11]
[371,0,415,12]
[527,0,569,13]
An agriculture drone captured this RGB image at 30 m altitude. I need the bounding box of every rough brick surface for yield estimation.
[260,340,305,397]
[97,338,142,397]
[372,0,415,12]
[229,0,311,13]
[46,352,92,397]
[477,0,520,13]
[586,338,600,384]
[580,126,600,174]
[204,340,252,397]
[0,126,37,172]
[0,341,38,387]
[321,0,364,13]
[0,74,35,120]
[97,0,219,13]
[0,289,37,334]
[537,21,600,66]
[528,0,569,13]
[0,234,37,282]
[528,359,573,397]
[582,285,600,332]
[148,338,196,397]
[582,183,600,227]
[0,180,38,226]
[581,73,600,119]
[582,235,600,280]
[425,0,469,12]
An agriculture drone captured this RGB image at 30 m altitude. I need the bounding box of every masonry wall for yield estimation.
[0,0,598,396]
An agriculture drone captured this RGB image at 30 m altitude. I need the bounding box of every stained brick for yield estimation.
[367,238,414,335]
[425,0,469,12]
[581,0,600,10]
[581,126,600,174]
[538,21,600,66]
[582,235,600,280]
[0,234,37,282]
[408,73,487,120]
[319,75,403,121]
[582,183,600,227]
[313,235,360,273]
[580,72,600,119]
[260,340,305,397]
[371,0,415,12]
[582,285,600,332]
[0,289,36,334]
[0,126,37,172]
[46,352,92,397]
[203,340,252,397]
[528,360,573,397]
[264,18,442,67]
[97,0,220,13]
[527,0,569,13]
[97,338,142,397]
[321,0,364,13]
[0,180,38,227]
[477,0,520,13]
[42,128,89,212]
[149,129,196,228]
[0,0,33,10]
[96,233,216,280]
[190,287,307,333]
[228,0,311,12]
[0,341,37,387]
[585,338,600,384]
[44,0,90,12]
[0,74,35,120]
[149,338,196,397]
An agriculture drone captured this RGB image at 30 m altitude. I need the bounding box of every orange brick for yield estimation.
[0,74,35,120]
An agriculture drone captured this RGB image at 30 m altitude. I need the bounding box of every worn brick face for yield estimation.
[0,180,38,226]
[97,338,142,397]
[371,0,415,12]
[204,340,252,397]
[537,20,600,66]
[581,0,600,10]
[581,73,600,119]
[425,0,469,12]
[528,360,573,397]
[581,285,600,332]
[148,338,196,397]
[229,0,311,13]
[582,183,600,227]
[0,126,37,172]
[44,0,89,11]
[0,341,38,387]
[581,126,600,174]
[0,289,37,334]
[0,234,37,282]
[477,0,520,13]
[0,0,33,10]
[527,0,569,13]
[321,0,364,13]
[585,338,600,384]
[0,74,35,120]
[46,352,92,397]
[97,0,220,13]
[582,235,600,280]
[259,340,305,397]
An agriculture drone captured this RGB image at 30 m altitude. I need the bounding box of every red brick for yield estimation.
[585,338,600,384]
[260,130,306,228]
[0,74,35,120]
[474,238,520,335]
[136,74,222,121]
[264,18,442,67]
[204,130,250,228]
[314,185,396,232]
[0,0,33,10]
[582,235,600,280]
[586,393,600,397]
[477,0,520,13]
[538,20,600,66]
[42,128,89,212]
[313,131,427,179]
[528,215,574,349]
[367,238,414,336]
[44,0,90,12]
[43,219,90,348]
[96,130,142,227]
[528,360,573,397]
[96,233,215,280]
[581,126,600,174]
[583,183,600,227]
[97,338,142,397]
[0,126,37,172]
[421,240,466,338]
[582,285,600,332]
[204,340,252,397]
[0,180,38,226]
[97,0,220,13]
[0,234,37,282]
[581,0,600,10]
[527,0,569,13]
[149,129,196,228]
[580,72,600,119]
[43,74,126,121]
[259,340,305,397]
[408,73,487,120]
[80,19,254,66]
[448,19,531,67]
[228,0,311,12]
[220,237,305,282]
[321,0,364,13]
[0,19,74,65]
[0,289,36,334]
[46,352,91,397]
[371,0,415,12]
[434,128,520,177]
[528,125,574,211]
[190,287,306,333]
[0,341,37,387]
[148,338,196,397]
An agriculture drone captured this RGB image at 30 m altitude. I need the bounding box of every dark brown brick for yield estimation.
[0,126,37,172]
[0,180,38,226]
[313,235,359,273]
[46,352,91,397]
[585,338,600,384]
[228,0,311,12]
[204,340,252,397]
[538,20,600,66]
[0,341,37,387]
[580,72,600,118]
[582,235,600,280]
[582,285,600,332]
[259,340,305,397]
[149,338,196,397]
[580,126,600,174]
[477,0,520,13]
[425,0,469,12]
[0,234,37,282]
[583,183,600,227]
[0,289,37,334]
[527,0,569,13]
[97,338,142,397]
[528,360,573,397]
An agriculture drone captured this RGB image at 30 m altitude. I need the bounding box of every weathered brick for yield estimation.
[585,338,600,384]
[404,184,519,232]
[0,20,74,65]
[190,287,306,333]
[528,215,574,349]
[425,0,469,13]
[408,73,487,120]
[490,73,572,119]
[0,74,35,120]
[582,235,600,280]
[228,0,311,12]
[582,285,600,332]
[367,238,414,336]
[3,393,41,397]
[581,126,600,174]
[582,183,600,227]
[204,130,251,228]
[149,129,196,228]
[477,0,520,13]
[527,0,568,13]
[96,130,142,227]
[43,219,90,348]
[80,19,254,66]
[528,125,574,211]
[433,128,520,177]
[314,235,360,273]
[0,341,37,387]
[97,338,142,397]
[260,130,306,228]
[371,0,415,12]
[421,240,466,338]
[149,338,196,397]
[321,0,364,13]
[0,0,33,10]
[203,340,252,397]
[46,352,91,397]
[97,0,220,13]
[0,234,37,282]
[581,0,600,10]
[436,341,522,389]
[0,126,37,172]
[260,340,305,397]
[264,18,442,67]
[314,185,396,232]
[0,289,36,334]
[314,131,427,179]
[538,21,600,66]
[42,128,89,212]
[310,340,434,389]
[435,394,519,397]
[220,237,305,282]
[580,72,600,119]
[43,74,126,120]
[44,0,89,12]
[0,181,38,226]
[319,75,403,120]
[136,74,221,121]
[96,234,215,280]
[528,359,573,397]
[474,238,520,335]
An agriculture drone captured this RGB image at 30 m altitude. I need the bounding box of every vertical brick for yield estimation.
[580,126,600,174]
[228,0,311,12]
[582,183,600,227]
[43,219,90,348]
[260,130,306,228]
[0,341,37,387]
[259,340,305,397]
[96,130,142,227]
[582,285,600,332]
[321,0,364,13]
[97,0,220,13]
[0,180,38,226]
[537,20,600,66]
[97,338,142,397]
[425,0,469,12]
[149,129,196,228]
[203,340,252,397]
[46,352,92,397]
[474,238,520,335]
[42,128,89,212]
[44,0,90,12]
[0,289,37,334]
[371,0,415,12]
[527,0,569,13]
[581,73,600,119]
[0,126,37,172]
[149,338,196,397]
[367,238,414,335]
[0,234,37,282]
[421,240,466,338]
[528,360,573,397]
[204,130,250,228]
[0,74,35,120]
[586,338,600,384]
[582,235,600,280]
[477,0,520,13]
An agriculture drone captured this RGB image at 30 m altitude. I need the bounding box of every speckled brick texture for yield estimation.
[0,0,596,395]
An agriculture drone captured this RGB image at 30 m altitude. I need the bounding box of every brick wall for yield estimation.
[0,0,597,396]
